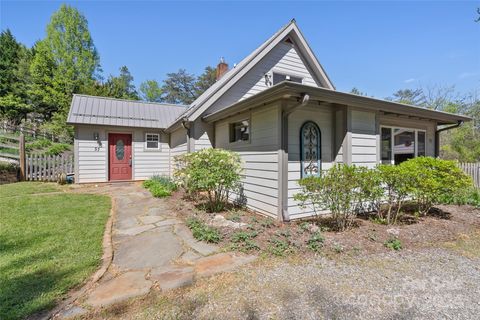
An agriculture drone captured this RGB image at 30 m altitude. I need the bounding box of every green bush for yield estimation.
[0,161,18,172]
[400,157,473,215]
[186,217,221,243]
[438,187,480,208]
[231,230,258,243]
[174,148,242,212]
[306,231,324,252]
[376,164,411,224]
[268,238,292,256]
[45,143,71,155]
[143,175,177,198]
[356,166,384,213]
[295,158,474,229]
[25,139,52,152]
[384,237,402,250]
[294,164,369,231]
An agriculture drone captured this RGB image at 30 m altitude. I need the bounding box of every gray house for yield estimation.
[67,20,470,221]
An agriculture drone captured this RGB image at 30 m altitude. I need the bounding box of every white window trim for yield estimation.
[229,118,251,145]
[380,125,427,165]
[145,133,160,150]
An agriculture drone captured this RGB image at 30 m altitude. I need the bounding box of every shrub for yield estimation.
[25,139,52,152]
[0,161,18,172]
[174,148,242,212]
[376,164,411,224]
[306,231,324,252]
[400,157,473,215]
[143,175,177,198]
[384,237,402,250]
[294,164,367,231]
[268,238,292,256]
[231,230,258,243]
[438,186,480,208]
[356,166,384,213]
[45,143,71,156]
[186,217,221,243]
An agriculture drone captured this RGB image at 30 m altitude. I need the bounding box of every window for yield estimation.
[417,131,426,156]
[394,128,415,164]
[300,121,321,177]
[272,72,303,85]
[381,127,392,164]
[115,139,125,160]
[145,133,160,149]
[381,127,426,165]
[229,120,250,143]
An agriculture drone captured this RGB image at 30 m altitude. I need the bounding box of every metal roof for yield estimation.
[67,95,187,129]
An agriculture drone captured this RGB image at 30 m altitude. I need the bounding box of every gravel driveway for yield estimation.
[130,247,480,320]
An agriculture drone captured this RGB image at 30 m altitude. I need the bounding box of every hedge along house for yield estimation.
[67,20,471,221]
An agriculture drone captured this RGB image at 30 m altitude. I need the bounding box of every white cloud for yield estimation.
[404,78,417,84]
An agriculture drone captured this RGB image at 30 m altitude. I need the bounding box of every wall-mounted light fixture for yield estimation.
[93,132,99,141]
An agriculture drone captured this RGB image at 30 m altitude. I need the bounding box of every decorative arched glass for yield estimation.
[300,121,321,178]
[116,139,125,160]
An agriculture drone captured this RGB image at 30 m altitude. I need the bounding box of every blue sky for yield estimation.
[1,1,479,99]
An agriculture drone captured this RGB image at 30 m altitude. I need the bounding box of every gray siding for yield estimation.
[75,125,171,183]
[351,109,378,168]
[169,127,188,175]
[215,104,280,218]
[76,125,108,183]
[133,130,170,180]
[192,120,213,151]
[208,42,320,115]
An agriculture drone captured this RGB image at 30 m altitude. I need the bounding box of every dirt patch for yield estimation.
[168,190,480,256]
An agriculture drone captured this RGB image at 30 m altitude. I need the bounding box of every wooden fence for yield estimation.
[25,154,74,181]
[2,121,61,142]
[458,162,480,188]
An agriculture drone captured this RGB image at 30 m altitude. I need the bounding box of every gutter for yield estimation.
[435,120,463,157]
[279,93,310,222]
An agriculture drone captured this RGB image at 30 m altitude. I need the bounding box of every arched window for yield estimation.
[300,121,321,178]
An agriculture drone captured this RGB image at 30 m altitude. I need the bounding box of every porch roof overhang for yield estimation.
[202,82,472,125]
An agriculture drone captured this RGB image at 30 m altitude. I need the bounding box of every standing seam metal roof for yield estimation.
[67,94,187,129]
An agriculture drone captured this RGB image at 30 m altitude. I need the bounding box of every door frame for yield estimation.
[107,131,134,181]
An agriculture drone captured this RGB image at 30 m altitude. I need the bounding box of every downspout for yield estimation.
[279,93,310,222]
[435,120,463,157]
[181,117,193,153]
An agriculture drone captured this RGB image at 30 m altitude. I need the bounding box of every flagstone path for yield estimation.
[56,182,255,318]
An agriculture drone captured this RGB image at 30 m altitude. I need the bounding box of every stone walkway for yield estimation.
[58,183,255,318]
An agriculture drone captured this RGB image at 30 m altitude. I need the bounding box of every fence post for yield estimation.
[19,134,26,181]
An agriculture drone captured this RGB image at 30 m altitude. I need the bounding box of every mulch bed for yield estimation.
[168,190,480,256]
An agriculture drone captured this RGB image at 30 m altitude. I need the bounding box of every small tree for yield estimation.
[295,164,366,231]
[377,164,410,224]
[174,148,242,212]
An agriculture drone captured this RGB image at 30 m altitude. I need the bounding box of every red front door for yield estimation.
[109,133,132,181]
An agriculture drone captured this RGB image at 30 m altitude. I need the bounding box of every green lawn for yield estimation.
[0,182,111,320]
[0,182,61,198]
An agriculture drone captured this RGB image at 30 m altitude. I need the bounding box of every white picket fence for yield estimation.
[459,162,480,188]
[25,154,74,181]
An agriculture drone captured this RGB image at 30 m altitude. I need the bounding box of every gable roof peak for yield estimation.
[166,20,334,131]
